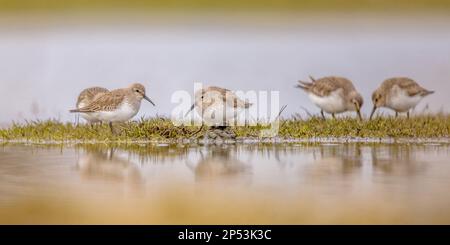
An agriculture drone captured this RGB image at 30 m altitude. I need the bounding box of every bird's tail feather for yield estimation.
[296,80,312,91]
[70,107,94,113]
[423,90,434,96]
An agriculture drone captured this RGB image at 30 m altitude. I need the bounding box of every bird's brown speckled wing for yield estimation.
[76,91,125,112]
[207,86,230,97]
[308,77,344,97]
[206,86,251,108]
[387,77,430,96]
[76,87,109,108]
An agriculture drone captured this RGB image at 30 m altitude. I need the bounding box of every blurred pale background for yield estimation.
[1,1,450,125]
[2,1,450,225]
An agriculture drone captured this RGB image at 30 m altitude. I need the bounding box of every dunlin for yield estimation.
[75,87,109,124]
[370,77,434,119]
[70,83,155,132]
[185,86,252,137]
[296,76,364,120]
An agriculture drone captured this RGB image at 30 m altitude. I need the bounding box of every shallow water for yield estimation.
[1,143,450,224]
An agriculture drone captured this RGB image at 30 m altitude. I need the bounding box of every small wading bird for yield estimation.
[370,77,434,119]
[75,87,109,125]
[70,83,155,132]
[185,86,252,137]
[296,76,364,120]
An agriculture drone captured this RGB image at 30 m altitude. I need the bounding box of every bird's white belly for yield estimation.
[308,91,346,114]
[78,102,100,123]
[80,113,100,123]
[199,103,242,126]
[93,103,139,122]
[387,91,422,112]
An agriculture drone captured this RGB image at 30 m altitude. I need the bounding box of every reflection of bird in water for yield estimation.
[186,146,251,182]
[76,147,142,184]
[307,144,363,176]
[371,146,426,175]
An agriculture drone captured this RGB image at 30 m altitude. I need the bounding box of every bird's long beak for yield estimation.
[143,95,155,106]
[369,106,377,120]
[184,104,195,118]
[356,107,363,121]
[354,103,363,121]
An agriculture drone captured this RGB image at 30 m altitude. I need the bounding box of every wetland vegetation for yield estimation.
[0,114,449,143]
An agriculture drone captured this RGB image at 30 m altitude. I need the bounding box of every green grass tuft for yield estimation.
[1,114,449,143]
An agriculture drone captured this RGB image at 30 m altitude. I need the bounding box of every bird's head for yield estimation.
[129,83,155,106]
[349,91,364,120]
[370,89,385,120]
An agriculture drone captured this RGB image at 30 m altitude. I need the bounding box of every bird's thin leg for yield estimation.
[395,112,399,118]
[75,114,80,127]
[332,113,336,119]
[109,122,114,134]
[320,110,325,120]
[407,111,410,119]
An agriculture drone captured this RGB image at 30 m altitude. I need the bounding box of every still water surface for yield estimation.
[1,143,450,224]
